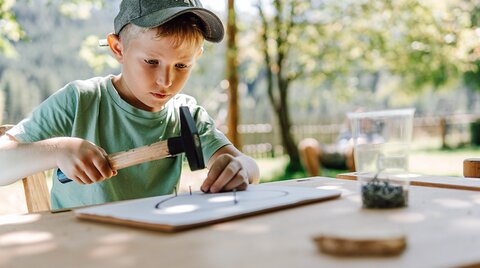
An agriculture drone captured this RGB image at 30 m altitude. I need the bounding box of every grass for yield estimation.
[259,137,480,181]
[255,156,347,182]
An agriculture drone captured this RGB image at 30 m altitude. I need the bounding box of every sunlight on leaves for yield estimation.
[0,0,25,57]
[58,1,103,20]
[79,35,119,74]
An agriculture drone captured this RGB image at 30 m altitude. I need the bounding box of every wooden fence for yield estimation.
[235,114,480,158]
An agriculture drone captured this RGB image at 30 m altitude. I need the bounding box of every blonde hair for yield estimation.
[119,13,205,49]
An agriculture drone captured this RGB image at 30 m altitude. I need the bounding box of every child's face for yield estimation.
[112,29,202,112]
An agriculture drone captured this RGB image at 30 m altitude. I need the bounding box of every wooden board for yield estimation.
[336,172,480,191]
[74,184,341,232]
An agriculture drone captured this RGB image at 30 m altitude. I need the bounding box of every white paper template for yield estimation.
[75,184,341,231]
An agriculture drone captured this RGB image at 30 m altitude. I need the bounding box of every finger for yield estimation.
[95,147,116,177]
[70,175,86,185]
[99,147,116,174]
[93,156,114,179]
[221,169,249,192]
[201,155,231,192]
[97,146,108,157]
[209,161,242,193]
[73,170,93,184]
[84,165,104,183]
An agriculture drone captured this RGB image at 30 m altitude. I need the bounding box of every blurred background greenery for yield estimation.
[2,0,480,182]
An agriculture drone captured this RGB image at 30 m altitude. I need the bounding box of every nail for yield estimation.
[233,188,237,204]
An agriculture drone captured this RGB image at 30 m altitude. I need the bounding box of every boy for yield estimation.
[0,0,259,210]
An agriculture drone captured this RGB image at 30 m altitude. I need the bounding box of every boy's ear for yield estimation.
[108,33,125,63]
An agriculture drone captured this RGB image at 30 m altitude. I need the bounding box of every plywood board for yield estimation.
[74,184,341,232]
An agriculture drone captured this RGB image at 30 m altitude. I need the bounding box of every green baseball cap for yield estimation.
[114,0,224,43]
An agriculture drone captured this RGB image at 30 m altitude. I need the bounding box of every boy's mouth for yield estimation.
[151,92,169,99]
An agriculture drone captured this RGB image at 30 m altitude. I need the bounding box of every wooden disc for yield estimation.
[313,227,406,256]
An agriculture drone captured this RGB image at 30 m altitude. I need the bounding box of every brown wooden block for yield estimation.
[464,158,480,178]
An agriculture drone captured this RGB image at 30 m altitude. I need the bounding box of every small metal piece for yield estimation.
[233,188,238,205]
[189,186,192,196]
[98,39,109,47]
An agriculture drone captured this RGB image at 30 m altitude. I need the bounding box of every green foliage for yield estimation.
[464,60,480,91]
[79,35,118,74]
[239,0,480,126]
[470,119,480,146]
[0,0,105,57]
[1,69,41,123]
[56,0,104,19]
[0,0,25,57]
[0,0,116,124]
[298,0,474,92]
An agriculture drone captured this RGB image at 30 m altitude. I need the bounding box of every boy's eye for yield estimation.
[144,59,158,65]
[175,63,189,69]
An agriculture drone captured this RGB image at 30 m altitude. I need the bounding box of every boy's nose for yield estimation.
[157,68,173,88]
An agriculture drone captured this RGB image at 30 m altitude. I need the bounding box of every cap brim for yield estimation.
[131,7,224,43]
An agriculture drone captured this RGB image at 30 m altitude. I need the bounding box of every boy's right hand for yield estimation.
[54,137,116,184]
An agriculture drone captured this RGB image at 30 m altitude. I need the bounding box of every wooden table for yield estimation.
[1,177,480,268]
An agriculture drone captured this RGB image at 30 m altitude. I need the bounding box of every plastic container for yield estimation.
[347,108,415,174]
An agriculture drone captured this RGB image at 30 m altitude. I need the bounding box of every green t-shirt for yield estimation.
[7,75,231,209]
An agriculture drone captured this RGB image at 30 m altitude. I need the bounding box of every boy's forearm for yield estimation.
[0,138,59,185]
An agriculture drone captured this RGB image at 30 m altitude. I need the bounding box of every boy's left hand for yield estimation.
[201,154,249,193]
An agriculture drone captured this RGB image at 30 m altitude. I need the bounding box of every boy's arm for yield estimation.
[200,144,260,193]
[0,135,58,185]
[0,135,115,186]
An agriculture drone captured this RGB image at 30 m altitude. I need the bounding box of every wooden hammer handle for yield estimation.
[108,140,171,170]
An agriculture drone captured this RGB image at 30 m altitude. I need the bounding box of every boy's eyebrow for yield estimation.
[144,51,196,61]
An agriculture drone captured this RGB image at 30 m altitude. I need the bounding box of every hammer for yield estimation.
[57,106,205,183]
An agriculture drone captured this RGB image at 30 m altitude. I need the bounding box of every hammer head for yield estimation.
[179,106,205,171]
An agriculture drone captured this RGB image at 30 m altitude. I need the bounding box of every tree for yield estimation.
[252,0,480,172]
[256,0,308,172]
[226,0,241,147]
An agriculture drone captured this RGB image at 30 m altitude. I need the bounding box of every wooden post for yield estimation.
[440,117,447,149]
[226,0,241,148]
[22,173,51,213]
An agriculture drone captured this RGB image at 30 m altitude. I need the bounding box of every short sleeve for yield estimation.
[7,84,77,143]
[192,106,231,162]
